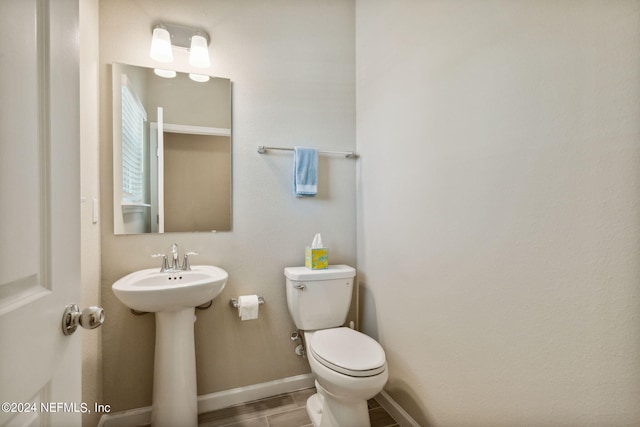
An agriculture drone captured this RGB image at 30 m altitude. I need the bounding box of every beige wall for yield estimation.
[356,1,640,426]
[79,0,102,426]
[163,133,231,232]
[145,69,231,128]
[99,0,355,412]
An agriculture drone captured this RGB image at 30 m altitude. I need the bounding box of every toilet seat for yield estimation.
[309,327,386,377]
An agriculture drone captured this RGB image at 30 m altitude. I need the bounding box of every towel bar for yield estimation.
[257,145,358,159]
[229,296,265,308]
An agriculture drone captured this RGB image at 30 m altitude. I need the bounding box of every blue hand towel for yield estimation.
[293,147,318,197]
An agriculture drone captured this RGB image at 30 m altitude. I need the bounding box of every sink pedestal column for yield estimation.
[152,308,198,427]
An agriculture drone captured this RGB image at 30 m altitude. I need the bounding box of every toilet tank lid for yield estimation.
[284,265,356,281]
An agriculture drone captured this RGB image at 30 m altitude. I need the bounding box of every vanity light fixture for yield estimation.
[154,69,177,78]
[149,23,211,70]
[189,33,211,68]
[149,25,173,63]
[188,73,210,83]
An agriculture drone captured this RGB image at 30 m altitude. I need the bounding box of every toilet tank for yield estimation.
[285,265,356,330]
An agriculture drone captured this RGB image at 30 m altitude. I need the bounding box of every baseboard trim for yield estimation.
[197,373,315,414]
[374,389,421,427]
[97,373,315,427]
[97,374,420,427]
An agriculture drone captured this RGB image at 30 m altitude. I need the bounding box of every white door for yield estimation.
[0,1,82,426]
[157,108,166,233]
[149,119,165,234]
[150,123,160,233]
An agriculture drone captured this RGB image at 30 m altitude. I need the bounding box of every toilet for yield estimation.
[285,265,388,427]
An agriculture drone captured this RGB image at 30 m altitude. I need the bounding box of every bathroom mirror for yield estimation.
[112,63,232,234]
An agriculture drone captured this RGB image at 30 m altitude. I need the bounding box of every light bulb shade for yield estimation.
[189,73,210,82]
[154,69,177,78]
[189,34,210,68]
[150,26,173,63]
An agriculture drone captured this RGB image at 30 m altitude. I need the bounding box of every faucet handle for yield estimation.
[151,253,170,272]
[183,251,199,271]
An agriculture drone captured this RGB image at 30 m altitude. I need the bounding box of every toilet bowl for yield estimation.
[304,328,388,427]
[284,265,388,427]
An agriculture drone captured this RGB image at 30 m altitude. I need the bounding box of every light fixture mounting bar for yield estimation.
[154,23,209,49]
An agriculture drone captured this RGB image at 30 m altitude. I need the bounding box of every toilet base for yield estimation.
[306,386,371,427]
[306,393,323,427]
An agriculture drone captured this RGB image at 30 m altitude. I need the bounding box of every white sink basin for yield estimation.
[112,265,228,312]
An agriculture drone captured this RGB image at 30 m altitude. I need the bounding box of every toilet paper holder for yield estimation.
[230,296,265,308]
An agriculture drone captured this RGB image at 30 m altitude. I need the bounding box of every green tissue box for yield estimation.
[305,247,328,270]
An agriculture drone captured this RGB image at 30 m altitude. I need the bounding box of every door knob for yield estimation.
[62,304,105,336]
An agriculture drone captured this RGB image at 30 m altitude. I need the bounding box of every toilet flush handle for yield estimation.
[293,284,306,290]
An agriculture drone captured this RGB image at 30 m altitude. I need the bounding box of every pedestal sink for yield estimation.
[112,265,228,427]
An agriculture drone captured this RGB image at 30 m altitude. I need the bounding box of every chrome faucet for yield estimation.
[171,243,180,270]
[152,244,199,272]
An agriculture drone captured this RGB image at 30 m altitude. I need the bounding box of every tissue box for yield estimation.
[305,246,328,270]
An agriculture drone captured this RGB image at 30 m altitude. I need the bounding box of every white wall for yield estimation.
[356,1,640,426]
[99,0,355,412]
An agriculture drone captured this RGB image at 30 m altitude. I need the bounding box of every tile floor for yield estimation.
[197,388,399,427]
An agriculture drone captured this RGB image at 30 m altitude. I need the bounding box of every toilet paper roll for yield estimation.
[238,295,259,321]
